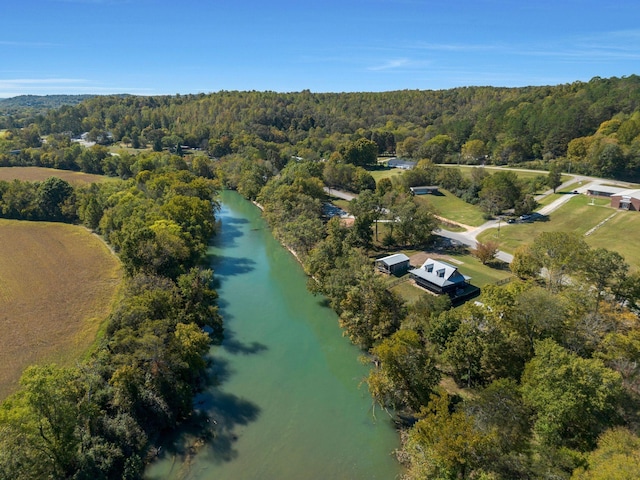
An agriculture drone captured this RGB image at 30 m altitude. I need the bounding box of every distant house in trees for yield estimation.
[387,158,417,170]
[375,253,411,275]
[611,189,640,211]
[409,258,470,295]
[409,185,439,195]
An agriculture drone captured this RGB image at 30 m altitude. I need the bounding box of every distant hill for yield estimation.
[0,95,98,129]
[0,94,95,110]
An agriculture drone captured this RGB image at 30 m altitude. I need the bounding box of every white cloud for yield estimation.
[368,58,412,71]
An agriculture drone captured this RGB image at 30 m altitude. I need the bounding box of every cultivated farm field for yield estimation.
[0,219,122,399]
[0,166,113,184]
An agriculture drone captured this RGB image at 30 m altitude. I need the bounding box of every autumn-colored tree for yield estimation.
[472,240,499,265]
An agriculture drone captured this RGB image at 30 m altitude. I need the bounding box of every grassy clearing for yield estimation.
[535,193,563,208]
[584,210,640,271]
[390,279,427,305]
[477,195,631,255]
[329,198,351,212]
[415,190,486,227]
[442,164,569,182]
[0,220,122,400]
[368,167,405,184]
[0,166,114,184]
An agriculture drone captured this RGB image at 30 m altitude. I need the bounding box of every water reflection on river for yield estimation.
[146,190,400,480]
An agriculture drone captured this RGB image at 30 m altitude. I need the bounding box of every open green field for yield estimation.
[477,195,640,269]
[442,164,570,184]
[414,189,486,227]
[369,167,405,184]
[0,166,114,184]
[0,220,122,400]
[584,210,640,271]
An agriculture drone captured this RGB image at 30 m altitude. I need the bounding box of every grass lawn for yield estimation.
[585,210,640,271]
[477,192,640,269]
[390,279,428,305]
[0,166,115,184]
[328,197,351,212]
[0,220,122,400]
[369,167,405,184]
[414,189,486,227]
[442,165,571,191]
[535,193,562,208]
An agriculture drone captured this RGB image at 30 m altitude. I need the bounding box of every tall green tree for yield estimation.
[478,171,522,215]
[579,247,629,312]
[402,393,494,480]
[521,339,623,450]
[547,163,563,193]
[339,138,378,167]
[339,267,404,349]
[571,427,640,480]
[529,231,589,292]
[367,329,440,411]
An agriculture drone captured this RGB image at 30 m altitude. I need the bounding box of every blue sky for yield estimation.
[1,0,639,97]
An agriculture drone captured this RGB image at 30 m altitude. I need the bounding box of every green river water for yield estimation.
[146,190,401,480]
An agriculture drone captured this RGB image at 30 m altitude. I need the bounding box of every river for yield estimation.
[146,190,401,479]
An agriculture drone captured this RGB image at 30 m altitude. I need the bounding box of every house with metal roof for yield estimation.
[387,158,417,170]
[375,253,411,275]
[410,185,439,195]
[409,258,470,294]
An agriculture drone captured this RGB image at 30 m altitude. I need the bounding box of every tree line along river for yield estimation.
[146,190,401,480]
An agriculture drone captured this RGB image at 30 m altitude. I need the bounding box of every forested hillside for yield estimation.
[1,76,639,179]
[0,95,94,127]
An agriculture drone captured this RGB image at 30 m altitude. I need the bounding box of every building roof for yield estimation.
[387,158,417,167]
[611,188,640,200]
[376,253,410,267]
[409,258,469,288]
[410,185,439,192]
[587,184,627,195]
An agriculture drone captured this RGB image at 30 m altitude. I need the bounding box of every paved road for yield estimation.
[324,187,356,201]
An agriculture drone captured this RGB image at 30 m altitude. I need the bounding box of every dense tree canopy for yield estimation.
[3,75,640,180]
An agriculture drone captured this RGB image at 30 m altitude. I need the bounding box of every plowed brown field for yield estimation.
[0,166,112,184]
[0,219,122,399]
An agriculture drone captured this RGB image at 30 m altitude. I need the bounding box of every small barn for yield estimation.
[410,186,439,195]
[409,258,470,294]
[611,189,640,211]
[375,253,411,275]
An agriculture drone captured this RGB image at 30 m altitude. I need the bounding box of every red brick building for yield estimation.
[611,189,640,211]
